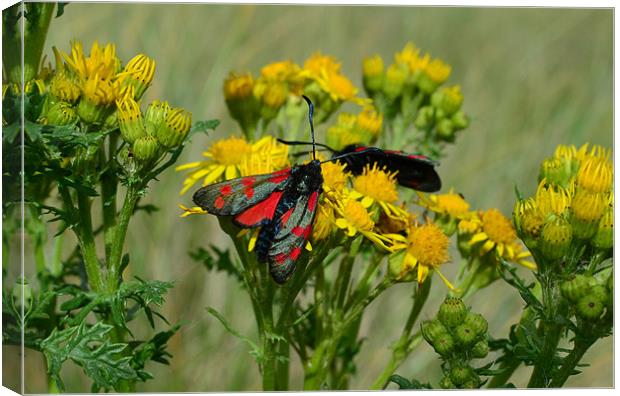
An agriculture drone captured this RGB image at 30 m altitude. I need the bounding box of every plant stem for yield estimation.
[75,190,104,292]
[101,134,118,260]
[549,337,596,387]
[370,279,431,389]
[106,184,140,292]
[487,358,521,388]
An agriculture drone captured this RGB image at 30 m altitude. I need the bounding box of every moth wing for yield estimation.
[192,169,291,216]
[384,151,441,192]
[268,190,320,284]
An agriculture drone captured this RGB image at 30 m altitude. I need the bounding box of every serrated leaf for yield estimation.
[120,277,173,307]
[2,122,20,143]
[60,294,90,311]
[40,322,137,391]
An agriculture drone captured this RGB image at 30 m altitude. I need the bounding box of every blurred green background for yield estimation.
[8,3,614,392]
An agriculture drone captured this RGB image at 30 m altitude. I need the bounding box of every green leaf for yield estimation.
[190,119,220,135]
[207,307,262,362]
[190,246,242,282]
[56,2,68,17]
[40,322,137,392]
[388,374,432,389]
[120,277,173,307]
[2,122,20,143]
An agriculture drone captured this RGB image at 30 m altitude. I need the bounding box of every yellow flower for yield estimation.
[81,74,118,106]
[312,203,335,242]
[62,40,120,81]
[356,106,383,138]
[317,70,361,103]
[259,60,305,95]
[350,163,408,220]
[118,54,156,99]
[505,241,537,270]
[394,42,431,74]
[402,222,453,287]
[535,179,571,218]
[321,160,350,193]
[331,196,400,251]
[424,58,451,84]
[176,136,289,194]
[223,72,255,100]
[362,54,384,78]
[469,208,516,257]
[304,52,341,76]
[116,88,146,144]
[576,156,612,193]
[571,189,606,222]
[49,71,81,103]
[418,189,470,219]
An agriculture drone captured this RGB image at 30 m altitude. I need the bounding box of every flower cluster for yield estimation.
[513,143,613,266]
[223,52,365,137]
[362,42,469,145]
[421,297,490,389]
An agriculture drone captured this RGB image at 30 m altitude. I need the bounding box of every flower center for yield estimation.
[343,199,374,232]
[407,223,449,268]
[321,161,349,191]
[353,163,399,203]
[481,208,516,244]
[209,137,252,165]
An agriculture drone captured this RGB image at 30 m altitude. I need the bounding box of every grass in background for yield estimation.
[10,4,612,391]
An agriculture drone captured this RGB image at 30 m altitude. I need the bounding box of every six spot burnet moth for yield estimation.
[193,95,442,284]
[277,141,441,193]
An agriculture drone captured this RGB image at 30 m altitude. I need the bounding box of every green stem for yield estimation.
[370,279,432,389]
[75,190,104,292]
[101,134,118,260]
[549,337,596,387]
[105,184,140,292]
[487,359,521,388]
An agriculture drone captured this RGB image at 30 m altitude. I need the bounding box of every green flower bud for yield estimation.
[592,207,613,250]
[42,101,78,125]
[454,323,477,346]
[117,94,147,144]
[144,100,170,136]
[133,135,160,163]
[590,284,608,303]
[155,107,192,148]
[450,364,475,386]
[539,157,572,188]
[461,376,481,389]
[432,333,455,356]
[414,106,434,130]
[421,319,449,343]
[576,294,604,320]
[438,297,467,328]
[451,110,469,130]
[439,376,455,389]
[362,55,385,95]
[471,339,489,358]
[463,312,488,336]
[560,274,594,303]
[436,118,455,141]
[102,109,118,130]
[430,85,463,115]
[77,96,112,124]
[540,216,572,261]
[383,64,406,100]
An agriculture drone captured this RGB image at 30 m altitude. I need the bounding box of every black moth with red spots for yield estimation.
[192,161,323,284]
[335,145,441,193]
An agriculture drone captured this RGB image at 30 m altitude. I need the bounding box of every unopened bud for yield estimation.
[362,55,385,95]
[576,294,604,320]
[463,312,488,336]
[454,323,477,346]
[438,297,467,328]
[42,101,78,125]
[560,274,594,303]
[133,135,160,163]
[471,339,489,358]
[540,216,572,261]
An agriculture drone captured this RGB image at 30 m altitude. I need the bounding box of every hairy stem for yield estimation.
[549,337,596,387]
[75,190,104,292]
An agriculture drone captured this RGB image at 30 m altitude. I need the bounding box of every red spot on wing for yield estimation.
[268,169,291,184]
[280,208,294,226]
[214,196,226,209]
[290,247,302,261]
[274,253,287,265]
[242,177,255,187]
[355,146,367,152]
[292,226,304,236]
[234,191,283,227]
[220,184,233,196]
[244,187,254,199]
[408,154,429,160]
[308,191,319,211]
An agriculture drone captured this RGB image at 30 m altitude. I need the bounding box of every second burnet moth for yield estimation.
[278,140,442,193]
[192,95,380,284]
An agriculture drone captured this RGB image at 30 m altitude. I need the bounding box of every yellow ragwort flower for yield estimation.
[304,52,342,76]
[176,135,289,194]
[402,222,453,287]
[423,58,451,84]
[535,179,571,218]
[224,72,255,100]
[469,208,516,257]
[394,42,430,74]
[312,203,335,242]
[418,189,471,219]
[331,196,400,251]
[62,40,120,81]
[362,54,384,78]
[321,160,350,193]
[356,106,383,138]
[350,163,408,220]
[576,156,612,193]
[118,54,156,99]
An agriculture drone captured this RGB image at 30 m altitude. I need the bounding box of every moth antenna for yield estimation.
[277,138,336,153]
[302,95,316,161]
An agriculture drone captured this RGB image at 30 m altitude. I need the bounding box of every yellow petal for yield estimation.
[496,243,504,257]
[361,196,374,208]
[225,165,237,180]
[435,269,456,290]
[481,239,495,254]
[469,232,489,245]
[417,265,429,284]
[175,161,203,171]
[203,165,226,186]
[305,241,313,251]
